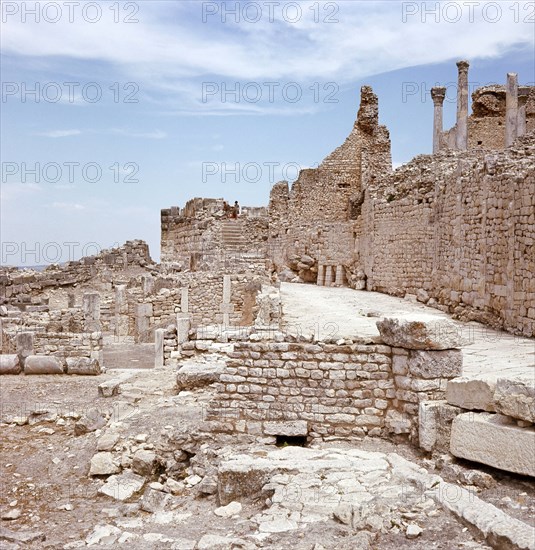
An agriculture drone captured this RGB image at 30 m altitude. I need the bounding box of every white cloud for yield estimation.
[50,202,85,210]
[36,129,82,138]
[2,1,532,94]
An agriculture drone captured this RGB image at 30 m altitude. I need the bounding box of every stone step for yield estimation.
[446,366,535,422]
[450,412,535,477]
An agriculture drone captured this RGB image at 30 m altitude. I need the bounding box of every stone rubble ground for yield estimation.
[1,359,534,550]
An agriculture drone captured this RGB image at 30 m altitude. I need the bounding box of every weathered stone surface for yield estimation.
[450,412,535,477]
[140,486,172,513]
[0,354,21,375]
[494,375,535,423]
[446,376,496,412]
[376,316,462,350]
[263,420,308,437]
[74,408,107,436]
[24,355,63,375]
[419,400,462,452]
[176,361,225,391]
[214,501,242,518]
[0,527,45,544]
[66,356,101,375]
[98,471,145,501]
[132,449,157,477]
[407,349,462,379]
[85,524,122,546]
[89,452,120,476]
[97,431,120,452]
[98,379,122,397]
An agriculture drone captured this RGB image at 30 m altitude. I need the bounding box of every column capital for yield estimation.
[431,86,447,105]
[456,60,470,73]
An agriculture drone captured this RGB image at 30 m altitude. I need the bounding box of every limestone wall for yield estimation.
[363,133,535,336]
[207,339,459,440]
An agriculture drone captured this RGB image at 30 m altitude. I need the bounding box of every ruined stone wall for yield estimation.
[362,133,535,336]
[0,240,153,307]
[442,85,535,152]
[268,87,392,276]
[207,340,458,440]
[161,198,269,270]
[33,331,103,361]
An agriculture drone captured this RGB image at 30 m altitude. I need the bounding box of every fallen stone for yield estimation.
[446,376,496,412]
[1,509,21,520]
[140,487,172,513]
[214,501,242,518]
[184,474,202,487]
[197,534,245,549]
[376,315,462,350]
[419,401,462,452]
[407,349,462,379]
[493,375,535,423]
[98,471,145,501]
[24,355,63,375]
[176,361,225,391]
[74,408,106,436]
[197,476,218,495]
[132,449,157,477]
[264,420,308,437]
[428,480,535,550]
[89,452,120,476]
[406,524,423,538]
[85,524,122,546]
[450,412,535,477]
[97,432,120,452]
[66,357,101,375]
[0,355,21,375]
[258,518,299,533]
[98,379,122,397]
[0,527,45,544]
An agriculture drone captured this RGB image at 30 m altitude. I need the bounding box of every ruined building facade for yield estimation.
[160,62,535,338]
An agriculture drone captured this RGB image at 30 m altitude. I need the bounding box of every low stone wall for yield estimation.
[33,331,103,361]
[207,332,462,441]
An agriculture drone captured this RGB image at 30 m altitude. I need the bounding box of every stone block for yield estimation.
[176,361,225,391]
[0,354,21,375]
[376,315,462,350]
[493,375,535,423]
[263,420,308,437]
[450,412,535,477]
[66,357,101,375]
[24,355,64,375]
[407,349,462,379]
[446,376,496,411]
[98,471,145,501]
[419,400,462,452]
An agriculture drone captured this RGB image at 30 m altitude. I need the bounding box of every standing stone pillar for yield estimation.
[455,60,470,151]
[176,313,190,344]
[142,275,154,296]
[114,284,129,338]
[505,73,519,147]
[335,265,344,286]
[220,275,234,327]
[317,265,325,286]
[16,331,34,365]
[431,86,446,154]
[136,303,153,342]
[324,266,333,287]
[82,293,101,332]
[517,86,529,138]
[180,288,189,313]
[154,328,165,368]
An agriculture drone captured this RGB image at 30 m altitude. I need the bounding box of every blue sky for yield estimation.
[1,0,534,265]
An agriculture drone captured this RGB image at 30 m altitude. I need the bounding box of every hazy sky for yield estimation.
[1,0,534,265]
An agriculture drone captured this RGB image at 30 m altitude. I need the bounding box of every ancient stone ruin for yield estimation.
[1,61,534,549]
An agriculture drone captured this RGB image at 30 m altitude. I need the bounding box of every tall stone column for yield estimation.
[431,86,446,153]
[455,60,470,151]
[83,293,101,332]
[317,265,325,286]
[505,73,519,147]
[517,86,529,138]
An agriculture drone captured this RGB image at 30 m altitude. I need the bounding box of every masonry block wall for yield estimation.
[362,133,535,336]
[207,340,460,440]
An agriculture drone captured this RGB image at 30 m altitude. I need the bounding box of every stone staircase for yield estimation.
[220,220,245,249]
